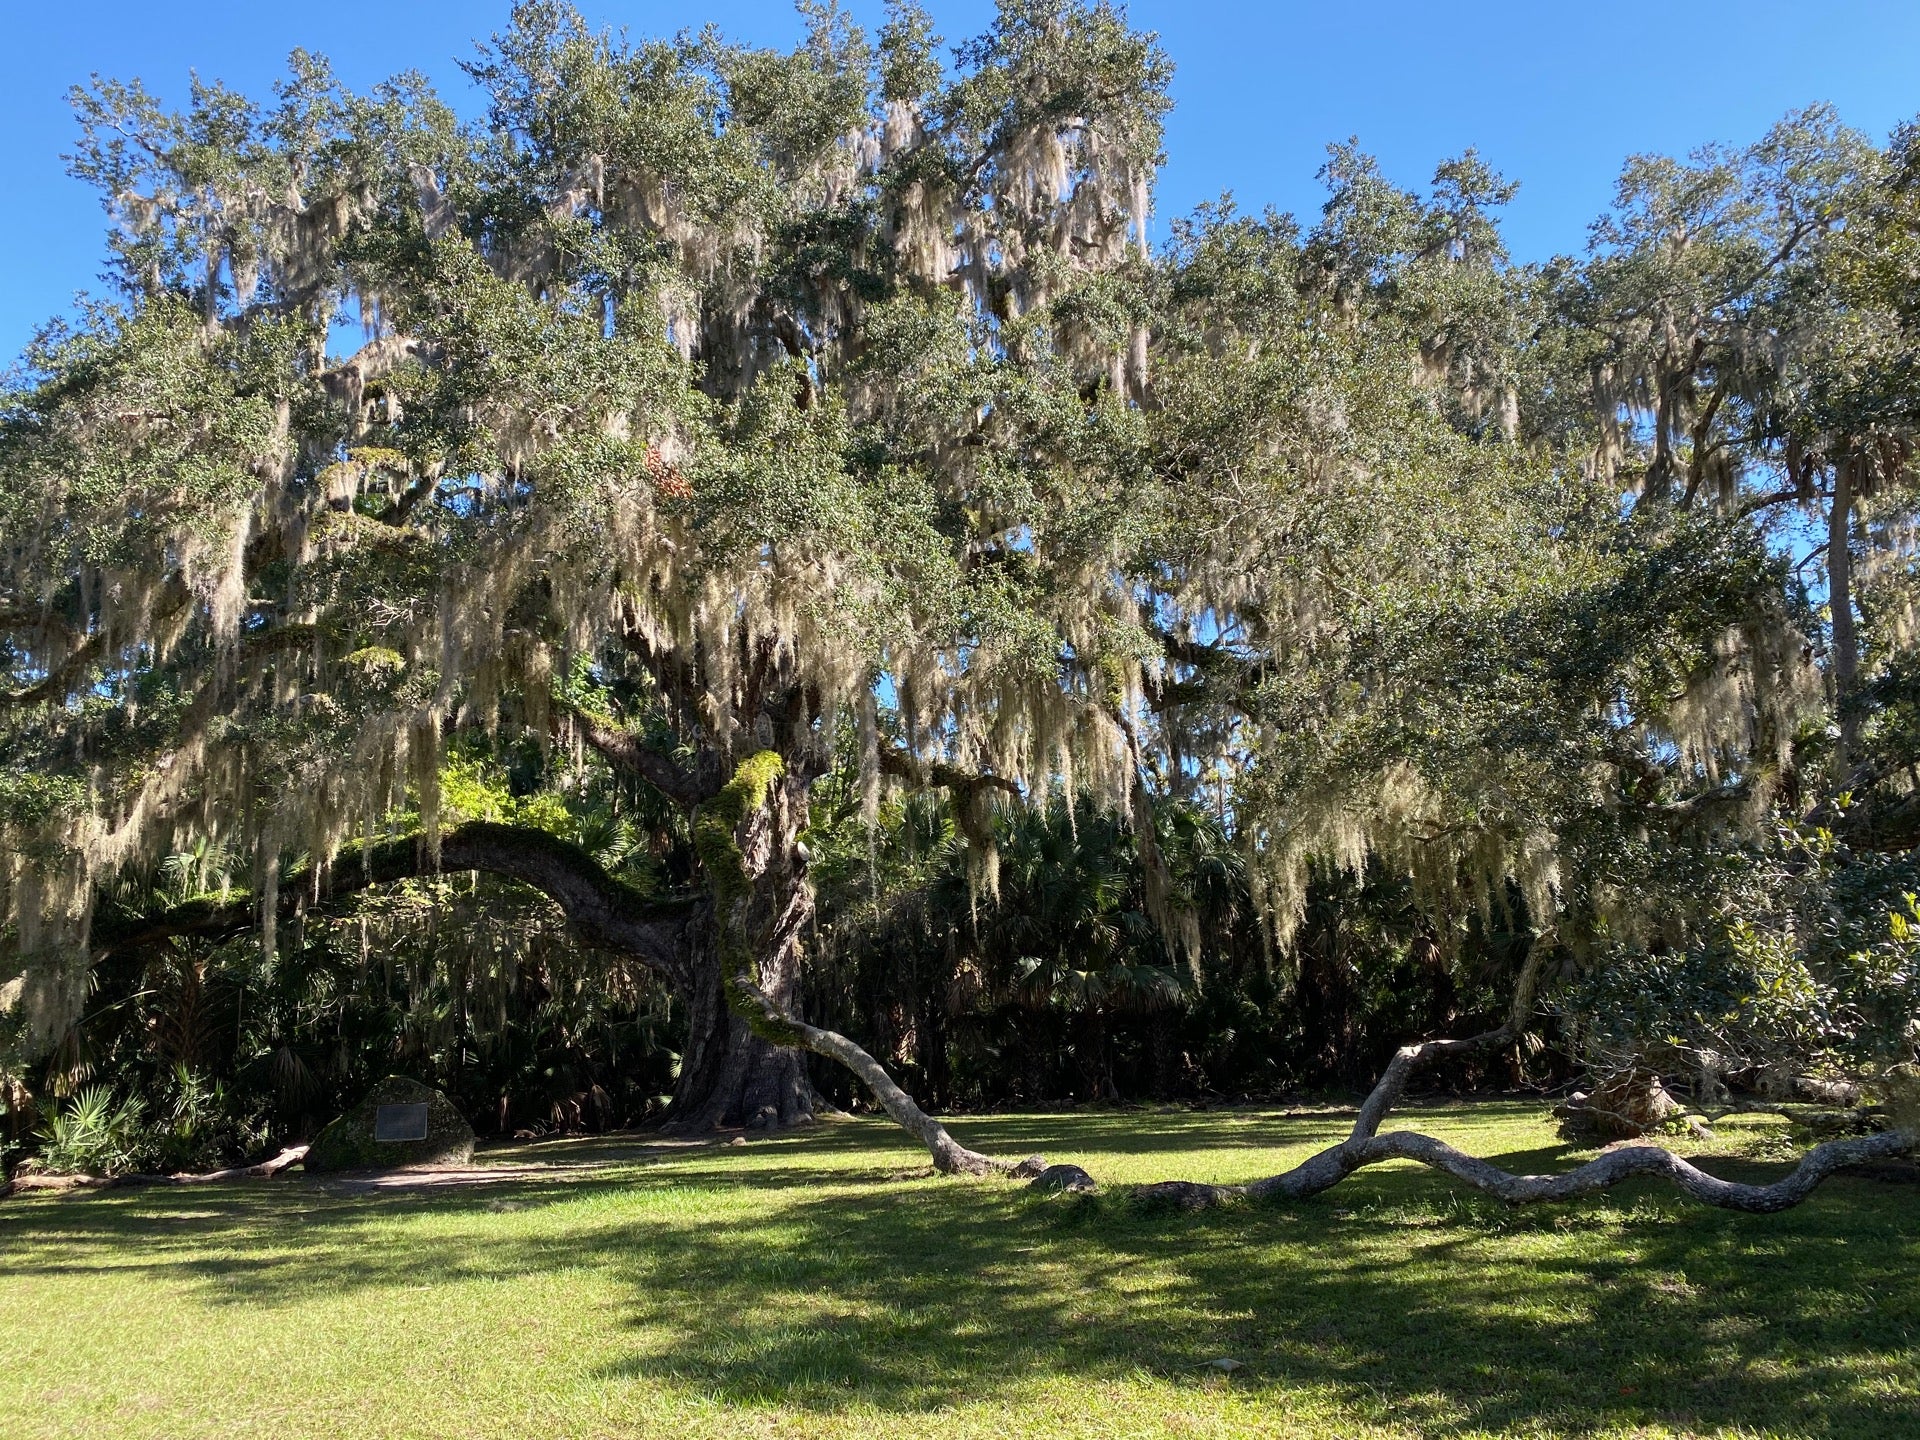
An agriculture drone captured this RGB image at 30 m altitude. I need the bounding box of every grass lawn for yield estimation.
[2,1102,1916,1439]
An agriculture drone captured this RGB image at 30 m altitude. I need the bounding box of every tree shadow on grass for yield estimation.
[875,1106,1364,1158]
[3,1110,1916,1436]
[571,1165,1920,1435]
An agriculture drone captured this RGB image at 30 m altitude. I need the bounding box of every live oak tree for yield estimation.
[3,1,1914,1200]
[1099,140,1916,1208]
[1,0,1172,1156]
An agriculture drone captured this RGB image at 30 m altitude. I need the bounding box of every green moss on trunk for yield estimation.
[696,753,805,1045]
[692,751,785,906]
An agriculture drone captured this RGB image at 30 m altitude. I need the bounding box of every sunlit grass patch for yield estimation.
[2,1103,1915,1439]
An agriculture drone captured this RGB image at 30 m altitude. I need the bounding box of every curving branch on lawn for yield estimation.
[1134,932,1917,1213]
[1270,1127,1914,1211]
[707,750,1032,1177]
[727,969,1022,1177]
[2,1144,312,1197]
[94,821,705,988]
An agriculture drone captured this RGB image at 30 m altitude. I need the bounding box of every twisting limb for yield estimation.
[2,1144,313,1195]
[875,745,1023,800]
[704,751,1032,1177]
[552,698,709,808]
[1298,1128,1913,1212]
[1343,926,1551,1143]
[1135,932,1918,1212]
[0,630,108,712]
[1,576,193,713]
[706,753,1916,1206]
[727,970,1016,1177]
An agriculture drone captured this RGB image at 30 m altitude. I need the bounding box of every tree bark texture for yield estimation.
[664,900,815,1133]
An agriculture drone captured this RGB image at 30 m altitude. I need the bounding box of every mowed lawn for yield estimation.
[2,1104,1916,1439]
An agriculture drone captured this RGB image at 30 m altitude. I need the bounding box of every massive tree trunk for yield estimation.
[658,745,820,1132]
[662,898,815,1133]
[709,751,1025,1175]
[557,706,810,1132]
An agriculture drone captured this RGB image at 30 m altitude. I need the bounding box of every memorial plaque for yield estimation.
[374,1102,430,1143]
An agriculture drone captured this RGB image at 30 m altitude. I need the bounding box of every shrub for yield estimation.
[33,1086,151,1177]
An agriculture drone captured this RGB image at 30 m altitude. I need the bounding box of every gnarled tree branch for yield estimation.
[728,969,1020,1177]
[1132,932,1917,1212]
[94,821,705,988]
[1,576,193,713]
[0,630,108,712]
[1146,627,1263,716]
[876,745,1023,800]
[554,699,709,807]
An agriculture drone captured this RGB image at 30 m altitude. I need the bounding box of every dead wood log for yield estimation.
[0,1145,310,1197]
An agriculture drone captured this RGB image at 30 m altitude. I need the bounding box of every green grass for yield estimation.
[2,1103,1916,1438]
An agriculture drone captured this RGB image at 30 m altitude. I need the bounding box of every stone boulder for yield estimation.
[305,1076,475,1173]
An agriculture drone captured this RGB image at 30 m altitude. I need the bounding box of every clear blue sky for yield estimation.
[4,1,1919,359]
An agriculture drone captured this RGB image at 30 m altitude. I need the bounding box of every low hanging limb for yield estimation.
[727,970,1030,1177]
[94,821,704,990]
[1134,932,1917,1213]
[713,765,1916,1208]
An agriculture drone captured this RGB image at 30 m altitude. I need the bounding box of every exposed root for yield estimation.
[1028,1163,1096,1193]
[3,1145,310,1197]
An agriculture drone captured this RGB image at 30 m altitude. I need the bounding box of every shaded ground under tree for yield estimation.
[3,1105,1917,1439]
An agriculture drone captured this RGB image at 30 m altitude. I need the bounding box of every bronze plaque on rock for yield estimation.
[374,1102,430,1142]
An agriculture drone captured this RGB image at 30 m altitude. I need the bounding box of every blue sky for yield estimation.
[4,1,1919,359]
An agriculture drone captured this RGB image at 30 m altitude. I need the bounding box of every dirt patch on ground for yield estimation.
[3,1130,749,1201]
[310,1136,713,1194]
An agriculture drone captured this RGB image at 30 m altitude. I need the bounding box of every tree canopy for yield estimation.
[3,1,1916,1204]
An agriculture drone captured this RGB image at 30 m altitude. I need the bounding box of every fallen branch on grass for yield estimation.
[1131,938,1917,1213]
[1,1145,310,1198]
